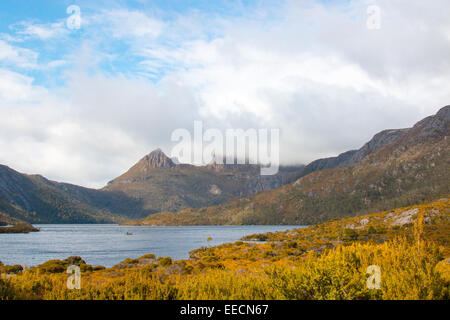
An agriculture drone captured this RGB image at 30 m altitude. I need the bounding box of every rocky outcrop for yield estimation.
[136,149,176,170]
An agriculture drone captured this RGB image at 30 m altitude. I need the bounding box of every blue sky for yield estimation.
[0,0,449,187]
[0,0,280,86]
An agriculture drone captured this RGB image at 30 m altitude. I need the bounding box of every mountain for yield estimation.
[0,165,151,224]
[297,128,408,177]
[0,150,304,224]
[104,149,305,213]
[125,105,450,226]
[1,105,448,226]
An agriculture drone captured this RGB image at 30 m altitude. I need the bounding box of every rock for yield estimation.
[209,185,222,195]
[390,208,419,226]
[360,218,370,226]
[430,209,440,216]
[383,212,394,223]
[142,148,176,169]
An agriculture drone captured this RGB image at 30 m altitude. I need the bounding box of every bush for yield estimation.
[93,266,106,271]
[158,257,172,267]
[1,265,23,274]
[64,256,86,266]
[0,278,19,299]
[80,264,93,272]
[124,258,139,265]
[368,226,377,234]
[37,260,68,273]
[343,228,358,241]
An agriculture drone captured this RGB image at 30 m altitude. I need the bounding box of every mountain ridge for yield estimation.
[125,105,450,226]
[1,105,448,225]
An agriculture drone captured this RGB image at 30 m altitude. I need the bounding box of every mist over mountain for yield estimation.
[0,148,304,224]
[126,105,450,226]
[0,105,448,226]
[104,148,305,213]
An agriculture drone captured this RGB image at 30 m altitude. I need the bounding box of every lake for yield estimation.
[0,224,304,267]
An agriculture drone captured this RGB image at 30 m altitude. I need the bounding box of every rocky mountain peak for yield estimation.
[141,148,175,169]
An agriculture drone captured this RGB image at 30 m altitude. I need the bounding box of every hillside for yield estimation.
[1,105,448,225]
[103,148,305,213]
[0,151,303,224]
[2,198,449,300]
[0,165,149,223]
[126,105,450,226]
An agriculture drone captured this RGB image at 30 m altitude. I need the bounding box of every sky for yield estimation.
[0,0,449,188]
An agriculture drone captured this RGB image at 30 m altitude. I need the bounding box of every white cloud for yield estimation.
[0,40,38,68]
[0,68,46,102]
[0,67,200,188]
[13,21,68,40]
[0,0,449,187]
[92,9,165,39]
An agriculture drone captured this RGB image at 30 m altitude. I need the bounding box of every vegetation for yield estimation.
[0,157,303,224]
[0,222,39,234]
[104,150,304,215]
[1,198,448,300]
[1,106,447,226]
[127,137,449,226]
[0,164,149,224]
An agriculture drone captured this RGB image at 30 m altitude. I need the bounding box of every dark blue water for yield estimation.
[0,224,303,267]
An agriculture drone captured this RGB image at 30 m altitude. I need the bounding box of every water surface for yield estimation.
[0,224,304,267]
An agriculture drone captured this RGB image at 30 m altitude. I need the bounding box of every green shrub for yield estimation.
[64,256,86,265]
[80,264,93,272]
[0,278,19,299]
[124,258,139,265]
[37,260,68,273]
[1,265,23,274]
[343,228,358,241]
[93,266,106,271]
[158,257,173,267]
[368,226,377,234]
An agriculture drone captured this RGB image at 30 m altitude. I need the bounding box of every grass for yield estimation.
[1,198,448,300]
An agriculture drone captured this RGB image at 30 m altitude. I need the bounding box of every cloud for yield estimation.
[0,0,449,187]
[0,68,46,102]
[91,9,165,39]
[0,66,200,188]
[0,40,38,68]
[13,21,68,40]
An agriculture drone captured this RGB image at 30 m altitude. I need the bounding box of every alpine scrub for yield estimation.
[1,199,448,300]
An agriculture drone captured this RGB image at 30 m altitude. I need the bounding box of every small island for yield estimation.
[0,219,39,234]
